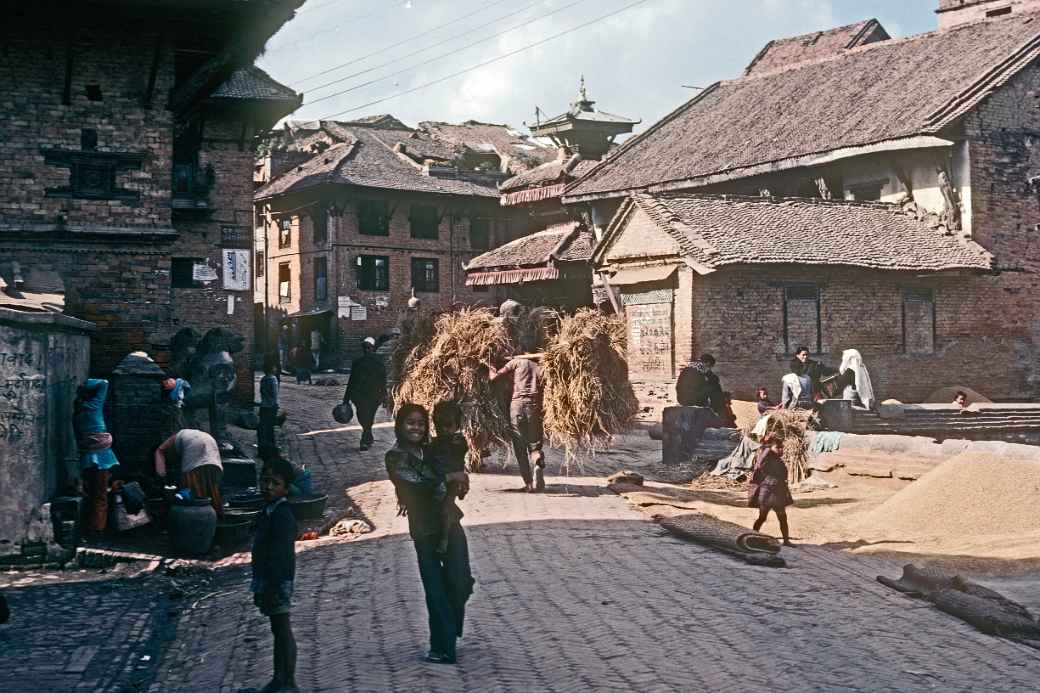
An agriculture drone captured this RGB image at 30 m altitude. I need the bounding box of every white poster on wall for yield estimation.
[193,262,218,282]
[222,249,250,291]
[350,305,367,321]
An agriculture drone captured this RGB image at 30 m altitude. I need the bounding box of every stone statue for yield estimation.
[814,177,832,200]
[174,327,245,453]
[937,167,962,233]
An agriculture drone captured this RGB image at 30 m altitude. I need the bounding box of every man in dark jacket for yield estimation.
[344,337,387,451]
[676,354,725,417]
[791,346,836,399]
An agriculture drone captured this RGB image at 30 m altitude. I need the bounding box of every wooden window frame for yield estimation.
[411,257,440,293]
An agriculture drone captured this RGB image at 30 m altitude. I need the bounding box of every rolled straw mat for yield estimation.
[660,513,785,567]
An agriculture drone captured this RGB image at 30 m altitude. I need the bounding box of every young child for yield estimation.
[251,458,298,693]
[756,387,779,416]
[429,402,469,555]
[748,434,795,547]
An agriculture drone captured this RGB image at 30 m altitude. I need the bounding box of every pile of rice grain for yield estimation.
[855,452,1040,538]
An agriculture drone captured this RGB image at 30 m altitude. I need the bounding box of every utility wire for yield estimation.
[303,0,556,95]
[304,0,589,104]
[316,0,653,120]
[266,2,403,55]
[295,0,514,85]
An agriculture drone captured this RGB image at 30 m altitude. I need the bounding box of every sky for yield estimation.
[258,0,937,135]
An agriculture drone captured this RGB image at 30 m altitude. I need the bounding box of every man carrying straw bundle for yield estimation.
[490,352,546,493]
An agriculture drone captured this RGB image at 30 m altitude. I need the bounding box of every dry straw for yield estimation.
[392,307,638,471]
[741,408,811,484]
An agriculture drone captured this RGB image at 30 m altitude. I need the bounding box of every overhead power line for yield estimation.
[295,0,514,85]
[303,0,554,95]
[267,1,406,55]
[303,0,590,106]
[316,0,654,120]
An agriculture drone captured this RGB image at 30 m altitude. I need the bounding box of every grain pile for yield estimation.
[542,309,639,461]
[393,309,515,470]
[855,452,1040,538]
[393,307,637,470]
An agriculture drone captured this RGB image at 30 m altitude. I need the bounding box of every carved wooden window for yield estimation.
[470,218,491,250]
[314,256,328,302]
[356,255,389,291]
[410,204,440,239]
[278,263,292,303]
[279,218,292,249]
[359,200,390,236]
[783,284,821,354]
[313,208,328,245]
[903,288,935,354]
[411,257,439,293]
[171,258,201,289]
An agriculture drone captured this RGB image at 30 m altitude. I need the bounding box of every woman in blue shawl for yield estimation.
[74,379,119,533]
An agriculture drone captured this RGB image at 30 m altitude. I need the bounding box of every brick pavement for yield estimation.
[146,379,1040,692]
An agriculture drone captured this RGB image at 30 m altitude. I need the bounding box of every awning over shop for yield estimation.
[465,267,560,286]
[607,265,677,286]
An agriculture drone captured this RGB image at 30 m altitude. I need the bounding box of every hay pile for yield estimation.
[542,309,638,460]
[392,307,637,470]
[742,408,811,484]
[388,309,438,388]
[393,309,515,470]
[855,452,1040,538]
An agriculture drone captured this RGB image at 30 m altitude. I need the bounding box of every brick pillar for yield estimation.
[110,352,166,475]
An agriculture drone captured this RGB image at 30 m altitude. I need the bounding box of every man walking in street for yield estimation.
[343,337,387,451]
[490,353,545,492]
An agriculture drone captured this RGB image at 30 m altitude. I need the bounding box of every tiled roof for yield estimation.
[567,14,1040,200]
[596,193,993,273]
[743,19,889,76]
[211,65,301,103]
[500,156,600,192]
[466,221,589,270]
[255,126,499,199]
[416,120,555,172]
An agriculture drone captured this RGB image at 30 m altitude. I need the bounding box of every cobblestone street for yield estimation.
[3,380,1040,692]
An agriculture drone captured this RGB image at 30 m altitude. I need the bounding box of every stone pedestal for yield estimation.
[111,351,166,475]
[661,406,723,464]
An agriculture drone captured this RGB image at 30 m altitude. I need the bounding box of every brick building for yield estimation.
[464,82,637,309]
[254,118,540,364]
[564,7,1040,401]
[0,0,303,403]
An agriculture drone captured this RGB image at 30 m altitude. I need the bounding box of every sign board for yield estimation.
[350,305,367,321]
[626,301,674,380]
[222,249,250,291]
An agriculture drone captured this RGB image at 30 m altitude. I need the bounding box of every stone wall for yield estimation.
[0,310,91,554]
[937,1,1040,29]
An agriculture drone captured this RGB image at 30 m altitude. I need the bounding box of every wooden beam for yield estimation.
[62,28,75,106]
[143,31,165,109]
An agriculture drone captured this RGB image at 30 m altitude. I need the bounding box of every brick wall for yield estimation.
[937,1,1040,29]
[689,266,1029,402]
[0,24,175,231]
[0,20,261,403]
[260,189,522,363]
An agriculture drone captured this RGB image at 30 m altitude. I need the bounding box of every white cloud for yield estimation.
[261,0,936,132]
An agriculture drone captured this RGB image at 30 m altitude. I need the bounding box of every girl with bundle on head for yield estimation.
[748,433,795,547]
[385,404,474,664]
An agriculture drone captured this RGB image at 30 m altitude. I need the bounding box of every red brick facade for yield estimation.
[0,5,298,402]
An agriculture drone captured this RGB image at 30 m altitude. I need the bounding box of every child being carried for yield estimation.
[429,402,470,555]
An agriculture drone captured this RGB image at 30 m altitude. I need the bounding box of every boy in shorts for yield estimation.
[251,458,298,692]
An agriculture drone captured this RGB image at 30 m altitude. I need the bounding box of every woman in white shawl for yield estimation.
[839,349,875,410]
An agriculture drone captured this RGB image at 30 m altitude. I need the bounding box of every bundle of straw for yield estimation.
[388,309,438,389]
[741,408,811,484]
[542,309,639,461]
[393,309,515,471]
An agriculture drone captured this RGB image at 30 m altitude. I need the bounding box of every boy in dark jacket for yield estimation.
[252,458,298,693]
[429,402,469,555]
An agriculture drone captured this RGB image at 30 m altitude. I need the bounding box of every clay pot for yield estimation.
[168,497,216,556]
